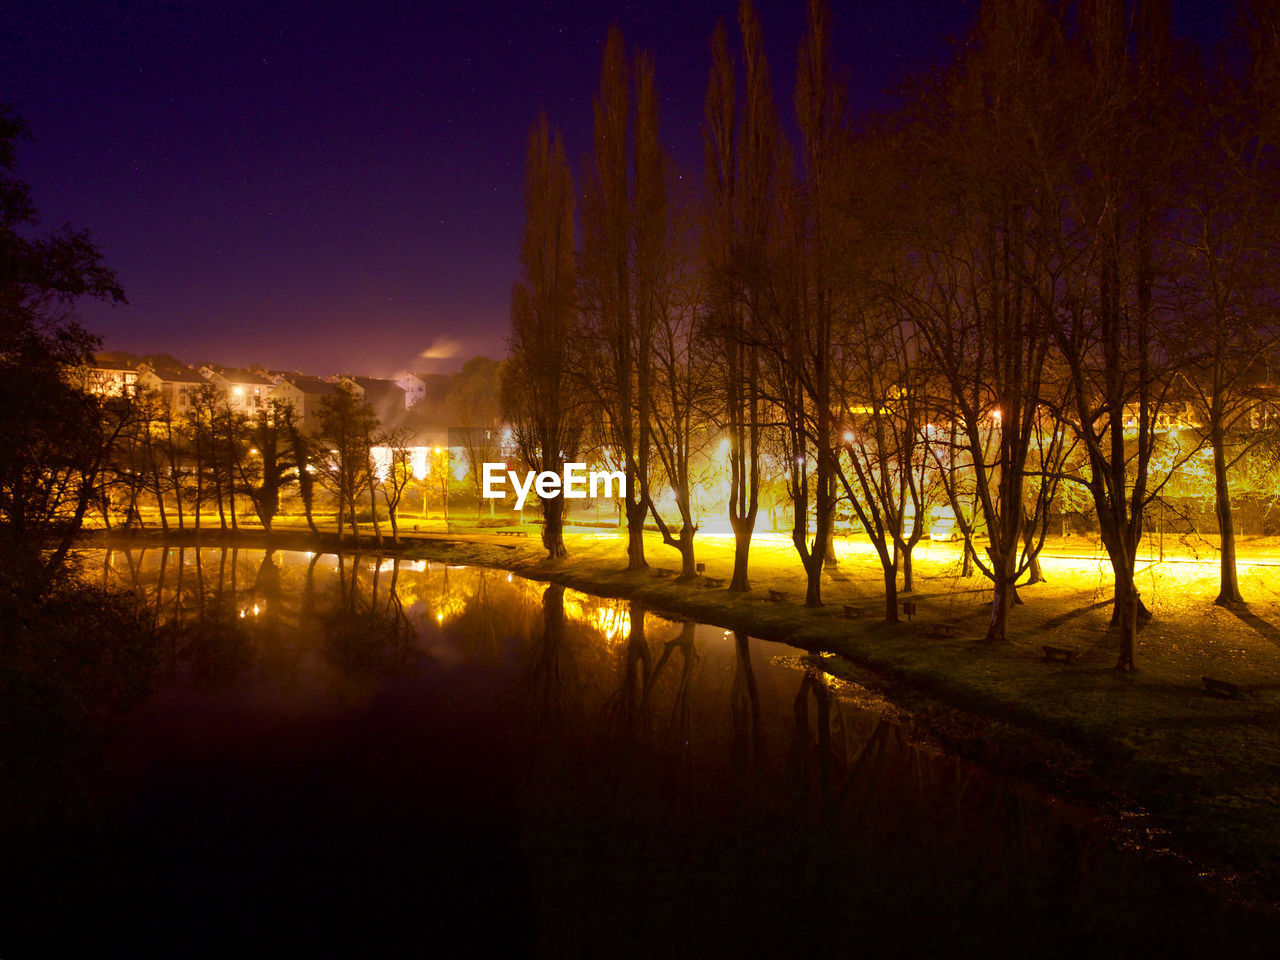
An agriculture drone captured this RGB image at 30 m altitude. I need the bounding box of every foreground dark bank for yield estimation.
[2,547,1278,959]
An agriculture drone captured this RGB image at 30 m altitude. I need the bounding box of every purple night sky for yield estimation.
[3,1,1229,377]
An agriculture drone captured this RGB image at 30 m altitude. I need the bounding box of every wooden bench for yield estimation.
[768,589,789,602]
[496,530,528,537]
[650,568,674,579]
[842,604,863,619]
[923,623,957,639]
[1042,645,1078,664]
[704,577,726,588]
[1202,676,1243,699]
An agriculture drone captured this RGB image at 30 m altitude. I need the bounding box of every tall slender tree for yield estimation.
[503,115,583,558]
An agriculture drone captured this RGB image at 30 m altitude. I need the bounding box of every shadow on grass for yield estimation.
[1139,708,1280,729]
[1040,598,1113,630]
[1225,604,1280,649]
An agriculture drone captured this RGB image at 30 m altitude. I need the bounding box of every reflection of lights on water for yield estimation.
[591,604,631,643]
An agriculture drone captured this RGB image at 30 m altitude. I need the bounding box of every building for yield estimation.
[77,351,141,397]
[198,364,276,415]
[337,375,409,427]
[269,373,343,432]
[136,356,207,415]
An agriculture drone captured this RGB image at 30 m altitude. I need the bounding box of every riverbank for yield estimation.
[95,523,1280,904]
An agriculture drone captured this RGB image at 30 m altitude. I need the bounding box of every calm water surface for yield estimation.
[3,547,1276,958]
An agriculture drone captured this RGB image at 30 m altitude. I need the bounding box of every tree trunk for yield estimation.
[625,500,647,570]
[882,566,899,623]
[729,515,754,593]
[902,544,914,593]
[1113,568,1140,672]
[679,525,696,579]
[1212,421,1243,605]
[542,495,567,558]
[369,481,383,548]
[984,548,1017,642]
[1022,513,1043,585]
[804,554,823,607]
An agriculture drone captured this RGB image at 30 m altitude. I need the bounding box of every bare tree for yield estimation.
[1171,24,1280,605]
[316,382,378,546]
[702,2,777,592]
[579,28,663,570]
[377,426,415,544]
[1046,0,1185,670]
[503,115,584,558]
[646,186,717,578]
[889,0,1076,641]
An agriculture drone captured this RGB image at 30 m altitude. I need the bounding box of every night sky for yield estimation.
[4,1,1230,377]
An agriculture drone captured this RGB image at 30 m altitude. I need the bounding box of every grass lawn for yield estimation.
[402,522,1280,892]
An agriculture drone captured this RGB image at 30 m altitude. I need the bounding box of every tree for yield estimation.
[239,399,299,534]
[771,0,844,607]
[645,184,717,578]
[702,2,777,593]
[377,426,415,543]
[0,108,128,597]
[832,304,935,623]
[579,28,663,571]
[889,0,1075,641]
[316,382,379,545]
[503,115,584,558]
[1046,0,1185,670]
[1170,21,1280,606]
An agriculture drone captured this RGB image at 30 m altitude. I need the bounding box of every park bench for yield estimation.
[496,530,528,537]
[1042,645,1078,664]
[1202,676,1243,699]
[922,623,958,639]
[768,589,789,602]
[704,576,726,588]
[650,568,674,578]
[842,604,863,619]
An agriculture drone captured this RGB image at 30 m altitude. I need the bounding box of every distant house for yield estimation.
[337,375,409,427]
[77,351,141,397]
[393,371,449,410]
[269,373,343,432]
[198,364,276,415]
[394,372,425,408]
[137,356,207,414]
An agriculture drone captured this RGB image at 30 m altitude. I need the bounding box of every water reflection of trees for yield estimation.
[321,555,423,679]
[523,584,581,735]
[730,630,763,816]
[785,664,1121,898]
[98,547,430,686]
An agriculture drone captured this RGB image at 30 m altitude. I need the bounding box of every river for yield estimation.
[2,546,1275,958]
